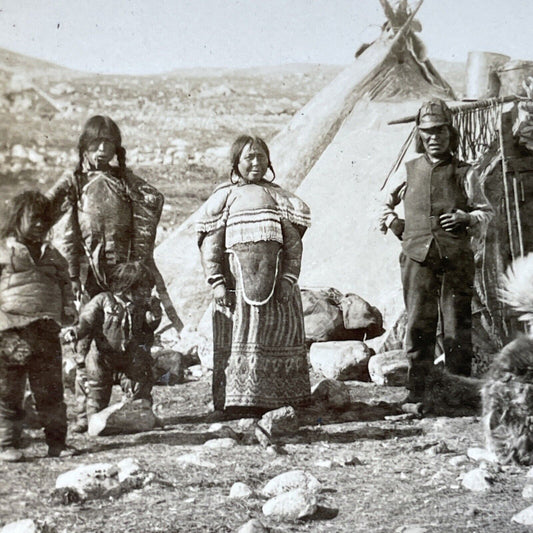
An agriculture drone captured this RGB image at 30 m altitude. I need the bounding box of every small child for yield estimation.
[0,191,76,462]
[66,261,161,429]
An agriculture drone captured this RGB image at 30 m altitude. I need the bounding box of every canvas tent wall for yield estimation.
[155,0,454,328]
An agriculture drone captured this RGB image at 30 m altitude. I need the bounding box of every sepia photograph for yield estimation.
[0,0,533,531]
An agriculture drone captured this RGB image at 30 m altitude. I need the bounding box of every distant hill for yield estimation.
[432,58,466,98]
[0,46,78,79]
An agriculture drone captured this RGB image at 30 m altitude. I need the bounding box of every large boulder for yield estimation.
[302,287,384,343]
[301,287,345,342]
[309,341,372,381]
[339,293,384,340]
[368,350,409,386]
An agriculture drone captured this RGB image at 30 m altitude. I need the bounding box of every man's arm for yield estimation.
[379,165,407,238]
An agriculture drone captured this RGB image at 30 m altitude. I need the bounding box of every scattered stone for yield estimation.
[175,453,216,469]
[311,379,351,408]
[259,406,299,437]
[0,520,56,533]
[513,504,533,525]
[309,340,372,381]
[237,518,269,533]
[255,426,272,448]
[187,364,204,379]
[315,459,334,468]
[394,526,429,533]
[203,437,238,449]
[88,399,157,436]
[343,455,363,466]
[54,463,121,502]
[262,488,317,521]
[523,484,533,499]
[425,442,451,456]
[262,470,321,497]
[229,482,254,499]
[237,418,258,431]
[461,467,493,492]
[368,350,408,386]
[467,447,497,464]
[208,423,239,440]
[449,455,469,467]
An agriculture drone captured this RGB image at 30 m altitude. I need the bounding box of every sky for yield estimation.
[0,0,531,75]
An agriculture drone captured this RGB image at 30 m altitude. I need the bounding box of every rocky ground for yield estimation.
[1,372,533,533]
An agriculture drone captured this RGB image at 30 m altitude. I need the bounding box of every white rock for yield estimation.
[467,447,497,463]
[11,144,28,159]
[117,458,142,483]
[448,455,470,467]
[513,504,533,525]
[88,399,157,437]
[187,364,204,378]
[394,526,429,533]
[368,350,408,386]
[315,459,334,468]
[208,423,239,439]
[176,453,216,469]
[527,467,533,479]
[236,518,268,533]
[523,484,533,499]
[309,341,372,381]
[461,468,493,492]
[203,437,238,449]
[311,379,351,408]
[229,482,254,499]
[262,488,317,520]
[0,520,52,533]
[262,470,321,497]
[55,463,121,501]
[259,406,299,437]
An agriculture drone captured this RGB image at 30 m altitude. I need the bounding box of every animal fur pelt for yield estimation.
[499,252,533,324]
[482,335,533,465]
[422,368,483,417]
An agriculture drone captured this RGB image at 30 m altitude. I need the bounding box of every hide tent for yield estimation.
[155,0,455,328]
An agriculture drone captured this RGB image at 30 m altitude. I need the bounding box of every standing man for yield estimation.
[380,99,493,408]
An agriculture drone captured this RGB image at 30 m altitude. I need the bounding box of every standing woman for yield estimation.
[46,116,171,432]
[197,135,311,414]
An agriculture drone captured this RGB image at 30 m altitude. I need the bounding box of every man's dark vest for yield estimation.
[402,155,470,262]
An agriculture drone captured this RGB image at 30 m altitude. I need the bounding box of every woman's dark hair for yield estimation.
[0,190,52,240]
[75,115,127,178]
[229,135,275,181]
[415,124,460,154]
[109,261,155,294]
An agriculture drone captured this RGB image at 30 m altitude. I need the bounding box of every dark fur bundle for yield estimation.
[423,368,483,416]
[482,335,533,465]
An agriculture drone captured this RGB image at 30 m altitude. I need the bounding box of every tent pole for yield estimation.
[498,116,516,261]
[512,170,525,257]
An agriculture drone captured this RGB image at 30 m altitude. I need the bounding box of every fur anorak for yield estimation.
[0,237,74,331]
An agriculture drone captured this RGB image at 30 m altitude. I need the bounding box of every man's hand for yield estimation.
[63,327,77,344]
[213,284,230,307]
[390,218,405,240]
[276,278,293,304]
[439,210,470,232]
